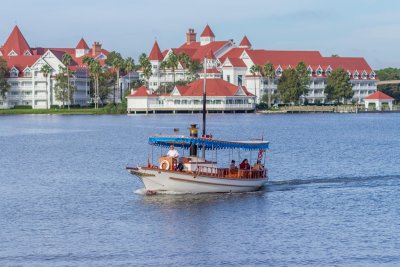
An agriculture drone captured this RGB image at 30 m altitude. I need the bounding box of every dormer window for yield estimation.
[24,69,32,77]
[326,66,332,76]
[8,50,17,56]
[370,71,376,79]
[275,66,282,76]
[361,71,367,79]
[10,68,19,78]
[353,71,359,79]
[24,50,32,56]
[307,66,313,76]
[316,67,323,76]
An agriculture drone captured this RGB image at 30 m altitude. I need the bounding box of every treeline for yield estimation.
[375,68,400,100]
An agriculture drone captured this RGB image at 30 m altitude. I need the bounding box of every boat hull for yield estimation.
[127,167,267,193]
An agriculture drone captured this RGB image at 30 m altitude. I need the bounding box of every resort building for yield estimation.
[139,25,377,104]
[127,78,255,114]
[0,26,109,109]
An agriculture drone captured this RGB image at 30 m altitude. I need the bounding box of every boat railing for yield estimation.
[196,166,267,180]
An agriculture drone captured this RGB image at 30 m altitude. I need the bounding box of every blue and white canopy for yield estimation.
[148,135,269,151]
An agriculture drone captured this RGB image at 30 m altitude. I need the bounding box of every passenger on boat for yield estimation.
[239,159,251,170]
[167,145,179,158]
[252,160,264,171]
[229,160,237,170]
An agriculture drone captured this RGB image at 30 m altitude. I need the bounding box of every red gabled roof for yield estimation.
[239,36,252,47]
[224,58,246,68]
[174,79,253,97]
[1,25,31,56]
[205,49,216,60]
[200,25,215,37]
[178,41,230,61]
[364,91,394,100]
[128,86,157,97]
[76,38,89,49]
[246,49,323,67]
[148,41,164,61]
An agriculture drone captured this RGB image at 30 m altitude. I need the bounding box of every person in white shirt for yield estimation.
[167,145,179,158]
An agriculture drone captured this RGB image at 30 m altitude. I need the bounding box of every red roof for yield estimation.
[174,79,253,97]
[178,41,231,61]
[127,86,157,97]
[223,58,246,68]
[148,41,164,61]
[364,91,394,100]
[205,49,216,60]
[1,26,31,56]
[200,25,215,37]
[239,36,252,47]
[76,38,89,49]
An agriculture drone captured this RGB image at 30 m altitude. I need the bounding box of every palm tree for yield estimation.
[263,62,275,108]
[250,64,261,102]
[125,57,135,91]
[112,56,124,104]
[167,51,179,85]
[159,60,168,93]
[89,60,102,109]
[40,64,52,109]
[139,54,152,87]
[178,52,191,80]
[62,53,73,110]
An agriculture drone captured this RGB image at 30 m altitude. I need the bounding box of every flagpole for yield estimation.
[202,57,207,159]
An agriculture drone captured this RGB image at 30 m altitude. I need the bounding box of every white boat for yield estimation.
[126,125,269,194]
[126,59,269,194]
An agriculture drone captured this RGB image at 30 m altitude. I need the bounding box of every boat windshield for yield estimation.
[148,135,269,151]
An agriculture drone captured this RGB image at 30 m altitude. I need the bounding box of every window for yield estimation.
[24,71,32,77]
[316,68,322,76]
[370,72,376,79]
[361,72,367,79]
[353,71,359,79]
[10,69,19,77]
[238,75,242,86]
[227,75,230,83]
[275,67,282,76]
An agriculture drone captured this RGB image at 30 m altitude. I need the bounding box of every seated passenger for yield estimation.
[229,160,237,170]
[239,159,250,170]
[252,160,264,171]
[167,145,179,158]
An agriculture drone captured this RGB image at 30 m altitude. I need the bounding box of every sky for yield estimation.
[1,0,399,69]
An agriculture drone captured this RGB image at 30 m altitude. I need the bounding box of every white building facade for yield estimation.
[139,25,377,104]
[0,26,108,109]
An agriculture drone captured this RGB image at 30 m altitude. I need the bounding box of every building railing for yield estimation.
[148,103,255,109]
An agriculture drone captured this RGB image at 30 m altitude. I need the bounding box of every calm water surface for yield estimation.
[1,113,400,266]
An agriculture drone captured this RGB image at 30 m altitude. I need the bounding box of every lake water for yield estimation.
[1,113,400,266]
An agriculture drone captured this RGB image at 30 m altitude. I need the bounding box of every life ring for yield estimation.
[159,160,170,170]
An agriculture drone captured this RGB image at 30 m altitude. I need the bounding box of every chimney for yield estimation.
[186,28,196,45]
[92,41,102,56]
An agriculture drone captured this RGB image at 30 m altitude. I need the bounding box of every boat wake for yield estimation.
[265,174,400,192]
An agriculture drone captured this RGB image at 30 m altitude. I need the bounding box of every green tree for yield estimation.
[376,68,400,100]
[0,58,10,100]
[111,56,124,104]
[250,64,261,100]
[178,52,191,80]
[296,61,311,104]
[105,51,123,66]
[89,60,102,109]
[40,64,52,109]
[54,66,76,108]
[167,51,179,85]
[159,60,168,93]
[325,68,353,103]
[139,53,152,87]
[263,62,275,108]
[277,68,302,104]
[125,57,135,90]
[62,53,73,110]
[98,69,114,103]
[188,59,201,81]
